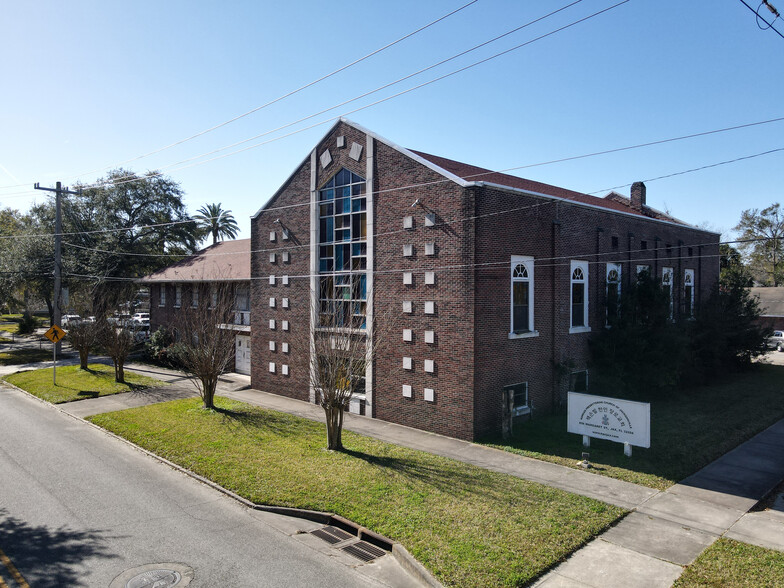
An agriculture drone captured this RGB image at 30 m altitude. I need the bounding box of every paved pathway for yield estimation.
[17,360,784,587]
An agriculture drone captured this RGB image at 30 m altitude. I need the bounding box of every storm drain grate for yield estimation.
[310,525,354,545]
[341,541,387,562]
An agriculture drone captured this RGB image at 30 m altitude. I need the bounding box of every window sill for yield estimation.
[508,330,539,340]
[569,326,591,334]
[513,406,531,417]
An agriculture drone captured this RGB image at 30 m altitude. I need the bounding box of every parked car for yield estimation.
[766,330,784,352]
[61,314,81,327]
[132,312,150,326]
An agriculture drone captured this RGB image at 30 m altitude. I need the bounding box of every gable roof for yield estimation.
[410,150,687,224]
[254,118,710,231]
[750,287,784,317]
[139,239,250,283]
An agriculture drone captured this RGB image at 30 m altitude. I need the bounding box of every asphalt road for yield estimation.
[0,384,406,588]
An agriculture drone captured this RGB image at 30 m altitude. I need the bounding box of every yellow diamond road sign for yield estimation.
[45,324,66,343]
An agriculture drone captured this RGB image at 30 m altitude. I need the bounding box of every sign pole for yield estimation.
[53,340,56,385]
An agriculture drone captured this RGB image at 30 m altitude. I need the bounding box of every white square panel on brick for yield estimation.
[424,301,435,314]
[282,251,290,262]
[425,213,436,227]
[349,142,363,161]
[269,341,276,351]
[425,272,435,285]
[403,357,412,370]
[269,297,276,308]
[320,149,332,168]
[282,297,290,308]
[424,388,435,402]
[424,330,435,344]
[282,342,289,353]
[403,216,413,229]
[282,320,289,331]
[269,362,276,373]
[403,272,413,285]
[402,384,412,398]
[282,364,289,376]
[282,275,289,285]
[269,231,276,242]
[269,319,276,329]
[269,252,276,263]
[425,242,435,256]
[269,275,275,285]
[282,229,290,240]
[403,329,413,342]
[424,359,434,373]
[402,301,413,314]
[403,244,413,257]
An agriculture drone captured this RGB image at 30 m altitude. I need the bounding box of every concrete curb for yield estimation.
[1,381,443,588]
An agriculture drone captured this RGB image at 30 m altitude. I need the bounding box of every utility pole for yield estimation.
[34,181,81,368]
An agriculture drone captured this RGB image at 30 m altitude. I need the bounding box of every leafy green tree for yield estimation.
[194,203,239,245]
[720,243,752,288]
[589,272,688,399]
[734,203,784,286]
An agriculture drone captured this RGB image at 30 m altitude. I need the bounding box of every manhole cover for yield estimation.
[110,563,194,588]
[127,569,181,588]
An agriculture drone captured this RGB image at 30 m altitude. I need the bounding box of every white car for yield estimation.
[767,330,784,352]
[132,312,150,326]
[61,314,81,327]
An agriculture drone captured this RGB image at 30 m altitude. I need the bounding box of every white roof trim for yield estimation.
[252,118,469,219]
[474,181,720,234]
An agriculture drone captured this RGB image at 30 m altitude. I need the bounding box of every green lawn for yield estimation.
[0,313,43,335]
[484,364,784,490]
[673,539,784,587]
[89,397,625,587]
[0,348,55,366]
[4,363,165,403]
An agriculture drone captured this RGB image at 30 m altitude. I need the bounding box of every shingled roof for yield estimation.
[409,150,687,225]
[750,287,784,317]
[139,239,250,283]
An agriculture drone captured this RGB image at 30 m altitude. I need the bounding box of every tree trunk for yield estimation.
[79,348,89,370]
[202,376,216,409]
[324,404,344,451]
[115,359,125,383]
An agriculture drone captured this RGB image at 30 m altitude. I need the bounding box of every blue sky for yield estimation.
[1,0,782,242]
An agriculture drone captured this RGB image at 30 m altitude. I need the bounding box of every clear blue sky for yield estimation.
[1,0,782,243]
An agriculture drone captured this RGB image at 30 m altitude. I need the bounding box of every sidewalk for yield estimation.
[46,362,784,587]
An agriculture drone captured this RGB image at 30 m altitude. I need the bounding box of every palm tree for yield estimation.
[194,203,239,245]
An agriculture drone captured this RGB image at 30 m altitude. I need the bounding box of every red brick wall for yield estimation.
[472,185,720,438]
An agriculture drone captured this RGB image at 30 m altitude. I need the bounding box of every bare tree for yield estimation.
[66,321,98,370]
[98,320,133,383]
[172,282,238,409]
[308,294,390,451]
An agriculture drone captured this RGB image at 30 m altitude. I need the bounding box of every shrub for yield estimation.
[17,311,37,334]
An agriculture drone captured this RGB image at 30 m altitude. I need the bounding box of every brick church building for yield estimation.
[251,118,719,441]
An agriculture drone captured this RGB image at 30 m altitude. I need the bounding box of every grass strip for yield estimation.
[484,363,784,490]
[0,348,55,366]
[673,538,784,587]
[4,363,165,403]
[89,397,624,587]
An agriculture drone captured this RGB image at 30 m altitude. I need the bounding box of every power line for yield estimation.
[0,1,482,192]
[737,0,784,39]
[4,0,629,196]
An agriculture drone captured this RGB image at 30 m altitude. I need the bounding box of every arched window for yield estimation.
[510,256,534,334]
[606,263,622,325]
[570,261,589,331]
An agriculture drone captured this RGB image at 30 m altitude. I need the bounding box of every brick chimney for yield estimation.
[630,181,646,210]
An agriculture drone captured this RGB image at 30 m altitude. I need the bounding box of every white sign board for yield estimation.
[567,392,650,448]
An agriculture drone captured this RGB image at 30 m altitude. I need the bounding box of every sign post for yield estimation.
[567,392,650,455]
[45,325,66,385]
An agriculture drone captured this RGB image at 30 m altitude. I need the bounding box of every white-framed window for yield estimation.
[684,269,695,318]
[504,382,529,416]
[570,261,590,332]
[510,255,535,338]
[236,286,250,311]
[175,285,182,308]
[159,286,166,307]
[606,263,622,325]
[191,288,199,308]
[662,267,674,319]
